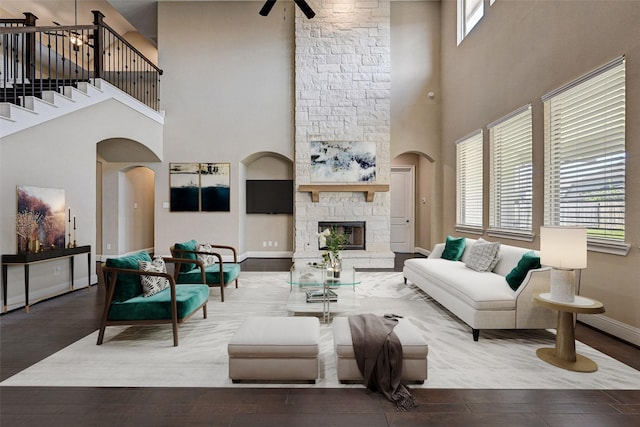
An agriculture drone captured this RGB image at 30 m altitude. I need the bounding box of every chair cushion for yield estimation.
[197,243,217,266]
[174,240,198,272]
[107,284,210,321]
[177,263,240,285]
[105,251,152,302]
[138,258,170,297]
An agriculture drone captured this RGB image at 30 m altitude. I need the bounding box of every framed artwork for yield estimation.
[170,163,230,212]
[16,186,66,252]
[310,141,376,182]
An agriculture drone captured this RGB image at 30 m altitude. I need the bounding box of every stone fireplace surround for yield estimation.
[292,0,394,269]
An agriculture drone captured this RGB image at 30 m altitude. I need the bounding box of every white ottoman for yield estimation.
[333,316,428,384]
[228,316,320,383]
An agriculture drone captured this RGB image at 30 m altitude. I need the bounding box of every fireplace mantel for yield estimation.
[298,184,389,203]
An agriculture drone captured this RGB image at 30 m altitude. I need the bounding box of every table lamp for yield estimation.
[540,226,587,303]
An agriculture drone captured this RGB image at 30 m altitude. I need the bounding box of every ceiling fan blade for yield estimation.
[259,0,277,16]
[294,0,316,19]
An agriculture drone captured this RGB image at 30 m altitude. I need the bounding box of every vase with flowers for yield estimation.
[318,227,348,279]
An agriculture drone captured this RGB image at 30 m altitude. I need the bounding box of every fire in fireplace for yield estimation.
[318,221,366,250]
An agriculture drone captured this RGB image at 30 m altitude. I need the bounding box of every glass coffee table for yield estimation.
[287,263,360,323]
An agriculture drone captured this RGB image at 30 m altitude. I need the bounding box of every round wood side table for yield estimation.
[534,292,605,373]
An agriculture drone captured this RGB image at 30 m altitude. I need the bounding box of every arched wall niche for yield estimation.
[240,152,294,256]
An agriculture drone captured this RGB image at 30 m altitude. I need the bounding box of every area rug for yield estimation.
[2,271,639,389]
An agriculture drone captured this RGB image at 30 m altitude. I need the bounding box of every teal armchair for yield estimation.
[170,240,241,302]
[97,251,210,347]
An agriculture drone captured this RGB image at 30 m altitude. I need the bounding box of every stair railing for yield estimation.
[0,11,163,112]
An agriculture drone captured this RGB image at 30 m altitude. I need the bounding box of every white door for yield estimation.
[390,166,415,253]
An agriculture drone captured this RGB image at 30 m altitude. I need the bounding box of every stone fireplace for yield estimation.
[293,0,394,268]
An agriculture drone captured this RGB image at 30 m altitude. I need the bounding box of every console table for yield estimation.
[2,245,91,313]
[534,292,605,372]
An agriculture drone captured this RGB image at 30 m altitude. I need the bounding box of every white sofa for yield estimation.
[403,238,556,341]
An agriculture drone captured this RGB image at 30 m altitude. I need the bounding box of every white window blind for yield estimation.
[543,57,626,242]
[489,105,533,233]
[456,130,483,228]
[457,0,484,45]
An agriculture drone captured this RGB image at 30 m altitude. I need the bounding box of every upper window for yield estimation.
[457,0,484,45]
[456,130,484,229]
[543,57,626,243]
[488,105,533,236]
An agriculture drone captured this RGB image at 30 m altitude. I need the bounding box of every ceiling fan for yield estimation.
[259,0,316,19]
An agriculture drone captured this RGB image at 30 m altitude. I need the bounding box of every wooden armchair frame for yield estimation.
[98,257,208,347]
[170,244,239,302]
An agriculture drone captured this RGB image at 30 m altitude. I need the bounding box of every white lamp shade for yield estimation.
[540,226,587,269]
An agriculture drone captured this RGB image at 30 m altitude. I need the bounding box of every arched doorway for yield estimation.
[97,138,160,259]
[391,152,435,255]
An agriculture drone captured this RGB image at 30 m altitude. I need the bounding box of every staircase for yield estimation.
[0,78,164,138]
[1,11,164,136]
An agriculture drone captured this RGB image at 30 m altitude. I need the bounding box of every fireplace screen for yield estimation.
[318,221,366,250]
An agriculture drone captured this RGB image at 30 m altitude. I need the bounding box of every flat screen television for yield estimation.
[246,180,294,214]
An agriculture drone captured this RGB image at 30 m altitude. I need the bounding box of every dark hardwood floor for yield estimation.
[1,255,638,426]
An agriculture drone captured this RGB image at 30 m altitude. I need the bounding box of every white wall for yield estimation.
[122,167,155,253]
[1,99,163,310]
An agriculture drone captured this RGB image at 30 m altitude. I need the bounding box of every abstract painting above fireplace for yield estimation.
[310,142,376,183]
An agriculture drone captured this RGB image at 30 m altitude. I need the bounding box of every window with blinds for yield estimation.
[457,0,484,45]
[543,57,626,242]
[456,130,483,228]
[489,105,533,235]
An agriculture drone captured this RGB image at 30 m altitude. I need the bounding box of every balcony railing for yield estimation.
[1,11,162,111]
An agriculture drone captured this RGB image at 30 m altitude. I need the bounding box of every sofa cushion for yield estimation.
[491,245,537,277]
[465,240,501,272]
[177,262,241,285]
[138,258,170,297]
[405,258,516,310]
[107,284,210,321]
[105,251,152,302]
[506,251,541,291]
[174,240,198,272]
[441,236,466,261]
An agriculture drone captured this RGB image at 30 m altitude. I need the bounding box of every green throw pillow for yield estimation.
[505,251,541,291]
[441,236,466,261]
[174,239,198,272]
[105,251,152,302]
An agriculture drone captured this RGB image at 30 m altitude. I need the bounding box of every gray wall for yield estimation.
[155,2,295,256]
[439,0,640,336]
[391,1,441,251]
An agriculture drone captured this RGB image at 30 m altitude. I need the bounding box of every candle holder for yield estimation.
[73,215,77,248]
[67,233,72,248]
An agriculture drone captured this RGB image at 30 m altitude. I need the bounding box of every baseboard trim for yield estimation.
[412,247,431,257]
[577,313,640,347]
[244,251,293,259]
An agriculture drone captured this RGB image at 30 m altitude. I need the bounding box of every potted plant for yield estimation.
[318,227,348,278]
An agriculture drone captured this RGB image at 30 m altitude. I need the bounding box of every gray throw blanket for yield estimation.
[348,314,418,411]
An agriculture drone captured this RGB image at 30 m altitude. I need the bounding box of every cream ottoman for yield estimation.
[332,316,428,384]
[228,316,320,383]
